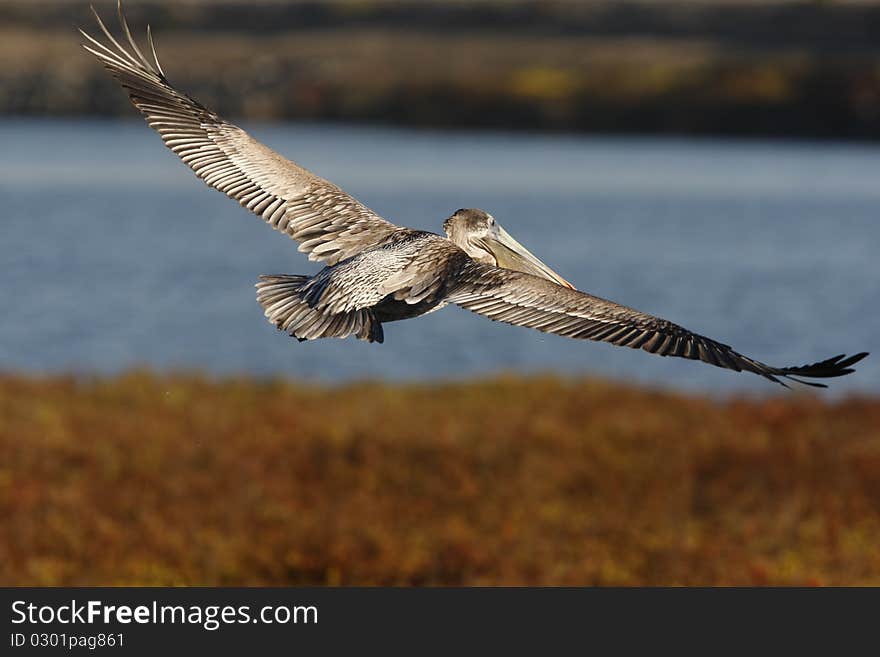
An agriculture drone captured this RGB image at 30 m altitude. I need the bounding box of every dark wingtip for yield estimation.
[786,376,828,389]
[780,351,869,383]
[841,352,869,368]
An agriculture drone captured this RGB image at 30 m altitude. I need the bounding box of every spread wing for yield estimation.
[446,264,868,388]
[80,3,398,265]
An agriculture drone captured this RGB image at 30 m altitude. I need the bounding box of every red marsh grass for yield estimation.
[1,372,878,585]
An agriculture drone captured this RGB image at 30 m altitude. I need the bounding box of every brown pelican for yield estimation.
[81,4,867,388]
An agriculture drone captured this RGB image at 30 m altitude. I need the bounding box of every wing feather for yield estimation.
[446,264,868,388]
[81,2,398,265]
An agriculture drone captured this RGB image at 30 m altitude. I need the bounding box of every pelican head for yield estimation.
[443,208,574,289]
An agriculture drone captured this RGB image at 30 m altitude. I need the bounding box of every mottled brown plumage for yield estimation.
[82,3,868,388]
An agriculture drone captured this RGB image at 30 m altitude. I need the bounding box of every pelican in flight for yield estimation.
[81,4,867,388]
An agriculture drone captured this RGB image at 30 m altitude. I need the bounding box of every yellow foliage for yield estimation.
[509,67,580,101]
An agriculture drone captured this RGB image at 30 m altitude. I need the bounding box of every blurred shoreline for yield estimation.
[2,370,878,585]
[3,0,880,139]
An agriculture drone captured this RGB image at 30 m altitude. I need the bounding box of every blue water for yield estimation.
[1,118,877,394]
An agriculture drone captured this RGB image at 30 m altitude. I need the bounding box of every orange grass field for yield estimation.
[2,372,879,586]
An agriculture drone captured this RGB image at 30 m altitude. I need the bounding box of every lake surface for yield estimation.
[1,118,877,395]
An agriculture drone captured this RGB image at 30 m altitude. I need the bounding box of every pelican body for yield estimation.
[81,4,868,388]
[257,209,572,344]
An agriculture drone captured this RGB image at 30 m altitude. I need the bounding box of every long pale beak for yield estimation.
[482,225,575,289]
